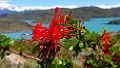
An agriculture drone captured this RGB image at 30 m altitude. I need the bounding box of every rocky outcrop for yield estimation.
[0,52,40,68]
[3,53,27,65]
[108,19,120,25]
[110,31,120,36]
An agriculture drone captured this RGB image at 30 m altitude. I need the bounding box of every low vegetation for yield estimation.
[0,7,120,68]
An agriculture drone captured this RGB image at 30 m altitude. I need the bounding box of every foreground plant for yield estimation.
[31,7,77,62]
[20,7,120,68]
[0,6,119,68]
[0,35,14,58]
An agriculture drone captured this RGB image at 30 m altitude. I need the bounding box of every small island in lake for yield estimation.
[108,19,120,25]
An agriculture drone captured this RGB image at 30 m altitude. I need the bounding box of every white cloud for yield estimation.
[1,2,120,11]
[96,4,120,9]
[0,0,10,3]
[0,0,12,9]
[21,5,77,10]
[0,2,78,11]
[0,2,11,6]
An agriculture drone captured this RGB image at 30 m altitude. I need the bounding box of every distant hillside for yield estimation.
[0,9,16,14]
[0,19,32,32]
[1,6,120,23]
[0,8,16,18]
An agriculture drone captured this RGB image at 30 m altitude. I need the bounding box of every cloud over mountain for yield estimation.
[0,3,77,11]
[96,4,120,9]
[0,1,120,12]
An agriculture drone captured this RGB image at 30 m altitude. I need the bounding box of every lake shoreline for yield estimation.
[110,31,120,36]
[0,30,32,34]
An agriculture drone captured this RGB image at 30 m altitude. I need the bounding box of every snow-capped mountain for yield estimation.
[0,3,26,17]
[1,3,120,15]
[0,3,78,12]
[0,3,23,11]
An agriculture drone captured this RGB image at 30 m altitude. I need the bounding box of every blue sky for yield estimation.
[0,0,120,11]
[8,0,120,7]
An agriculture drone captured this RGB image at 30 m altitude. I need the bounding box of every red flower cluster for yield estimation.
[32,7,76,61]
[101,32,111,55]
[112,57,120,62]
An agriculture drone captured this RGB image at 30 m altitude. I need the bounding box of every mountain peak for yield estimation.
[0,3,22,11]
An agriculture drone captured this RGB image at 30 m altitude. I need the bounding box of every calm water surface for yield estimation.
[3,17,120,39]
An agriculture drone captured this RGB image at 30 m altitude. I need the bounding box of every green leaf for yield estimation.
[51,64,65,68]
[84,29,90,35]
[85,35,91,41]
[38,53,43,59]
[100,41,104,45]
[1,38,12,48]
[112,64,118,68]
[0,35,6,41]
[79,42,84,48]
[104,55,112,62]
[60,37,79,49]
[86,59,93,64]
[0,49,4,58]
[101,27,107,33]
[90,42,96,45]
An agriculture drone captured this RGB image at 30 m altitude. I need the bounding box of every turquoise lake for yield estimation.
[3,17,120,39]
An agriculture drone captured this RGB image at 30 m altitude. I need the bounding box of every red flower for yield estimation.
[103,43,109,51]
[88,65,92,68]
[101,32,110,43]
[112,57,120,61]
[101,32,111,55]
[32,7,76,61]
[104,51,110,55]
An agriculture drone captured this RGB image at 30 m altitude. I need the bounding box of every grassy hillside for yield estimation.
[0,19,32,32]
[3,6,120,23]
[0,6,120,32]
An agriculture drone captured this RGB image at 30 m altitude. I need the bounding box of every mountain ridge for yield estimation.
[1,6,120,23]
